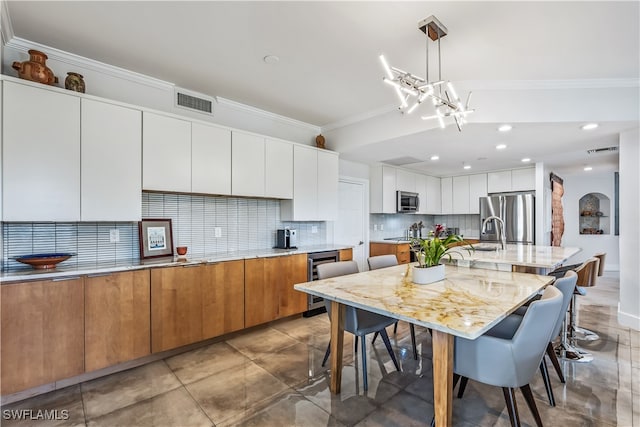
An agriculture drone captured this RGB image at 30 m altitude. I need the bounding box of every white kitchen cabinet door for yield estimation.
[231,132,265,197]
[396,169,416,193]
[468,173,487,214]
[452,176,470,214]
[425,175,442,214]
[487,170,512,194]
[192,123,231,195]
[281,145,317,221]
[317,149,339,220]
[382,166,397,213]
[3,81,81,221]
[81,99,142,221]
[142,112,191,193]
[415,174,427,214]
[511,168,535,192]
[440,177,453,214]
[265,139,293,199]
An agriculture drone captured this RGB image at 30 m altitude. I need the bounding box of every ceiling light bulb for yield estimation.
[498,124,512,132]
[521,158,531,163]
[463,164,471,170]
[584,166,593,171]
[581,123,599,130]
[496,144,507,150]
[430,155,439,161]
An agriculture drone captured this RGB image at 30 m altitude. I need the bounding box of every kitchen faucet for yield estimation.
[482,216,506,250]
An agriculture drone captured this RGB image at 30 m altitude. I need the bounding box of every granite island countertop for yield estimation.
[1,244,352,283]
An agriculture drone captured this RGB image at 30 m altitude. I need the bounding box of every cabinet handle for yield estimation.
[87,273,112,278]
[52,276,82,282]
[182,263,201,268]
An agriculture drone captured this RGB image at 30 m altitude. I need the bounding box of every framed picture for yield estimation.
[138,219,174,259]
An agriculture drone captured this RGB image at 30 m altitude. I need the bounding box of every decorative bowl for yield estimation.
[176,246,188,256]
[14,253,74,269]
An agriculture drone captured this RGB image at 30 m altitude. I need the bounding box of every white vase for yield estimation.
[412,264,445,285]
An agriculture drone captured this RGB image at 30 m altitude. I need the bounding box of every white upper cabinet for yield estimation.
[425,175,442,214]
[2,81,81,221]
[396,169,416,193]
[468,173,488,214]
[511,168,536,192]
[317,149,339,220]
[192,123,231,195]
[452,176,470,214]
[81,98,142,221]
[231,132,265,197]
[440,177,453,214]
[370,165,397,213]
[415,175,427,214]
[487,168,535,193]
[265,139,293,199]
[142,112,191,193]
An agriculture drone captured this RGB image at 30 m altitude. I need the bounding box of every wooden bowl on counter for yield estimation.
[14,253,74,269]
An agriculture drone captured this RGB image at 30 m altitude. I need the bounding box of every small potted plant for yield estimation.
[410,224,473,285]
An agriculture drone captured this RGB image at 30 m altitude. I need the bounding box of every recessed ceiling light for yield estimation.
[584,166,593,171]
[498,125,512,132]
[496,144,507,150]
[430,155,439,161]
[463,164,471,170]
[581,123,598,130]
[263,55,280,64]
[521,158,531,163]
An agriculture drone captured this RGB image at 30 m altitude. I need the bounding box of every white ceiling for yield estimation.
[4,1,639,176]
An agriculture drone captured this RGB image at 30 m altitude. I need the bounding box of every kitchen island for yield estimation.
[447,243,581,275]
[294,263,554,427]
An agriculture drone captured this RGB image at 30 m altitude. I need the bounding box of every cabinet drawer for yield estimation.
[397,252,411,264]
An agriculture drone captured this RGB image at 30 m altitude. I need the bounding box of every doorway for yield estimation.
[334,177,369,271]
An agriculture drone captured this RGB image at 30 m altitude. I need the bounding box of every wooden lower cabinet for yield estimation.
[85,270,150,372]
[151,260,245,353]
[370,242,411,264]
[245,253,308,328]
[339,248,353,261]
[1,277,84,395]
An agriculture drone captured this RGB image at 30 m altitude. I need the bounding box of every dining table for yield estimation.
[294,263,555,427]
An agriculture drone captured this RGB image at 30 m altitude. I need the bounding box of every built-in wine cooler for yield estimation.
[303,250,340,317]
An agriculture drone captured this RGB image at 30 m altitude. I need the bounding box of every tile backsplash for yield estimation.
[369,214,480,241]
[2,192,327,271]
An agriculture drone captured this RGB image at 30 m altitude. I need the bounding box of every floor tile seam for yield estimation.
[79,385,89,427]
[164,351,255,386]
[225,338,302,362]
[179,383,216,427]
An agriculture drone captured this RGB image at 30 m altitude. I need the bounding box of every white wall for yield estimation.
[559,171,619,270]
[339,159,370,181]
[618,127,640,330]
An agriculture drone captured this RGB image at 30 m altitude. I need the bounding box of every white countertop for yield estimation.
[1,244,352,283]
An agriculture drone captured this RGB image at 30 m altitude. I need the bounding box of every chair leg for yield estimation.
[355,336,358,353]
[410,324,418,360]
[502,387,521,427]
[371,331,379,344]
[379,328,400,371]
[546,342,565,383]
[394,321,398,334]
[520,384,543,427]
[322,341,331,367]
[540,358,555,407]
[457,376,469,398]
[360,334,368,391]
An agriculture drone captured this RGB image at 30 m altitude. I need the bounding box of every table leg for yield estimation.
[432,330,454,427]
[329,300,346,394]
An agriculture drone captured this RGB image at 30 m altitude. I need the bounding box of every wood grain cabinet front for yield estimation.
[1,277,84,395]
[84,270,151,372]
[370,242,411,264]
[245,253,308,328]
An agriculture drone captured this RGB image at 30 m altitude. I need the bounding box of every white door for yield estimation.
[334,179,368,272]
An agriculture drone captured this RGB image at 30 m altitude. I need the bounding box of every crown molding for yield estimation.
[0,0,15,45]
[5,37,174,90]
[216,97,321,133]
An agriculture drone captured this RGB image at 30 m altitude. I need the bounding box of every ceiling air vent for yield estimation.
[382,156,423,166]
[174,87,215,115]
[587,146,618,154]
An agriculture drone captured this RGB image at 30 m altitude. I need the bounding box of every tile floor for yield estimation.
[1,272,637,426]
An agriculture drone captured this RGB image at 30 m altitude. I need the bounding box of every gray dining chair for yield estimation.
[317,260,400,391]
[446,286,563,427]
[367,254,418,360]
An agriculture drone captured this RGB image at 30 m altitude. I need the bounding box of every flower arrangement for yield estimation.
[410,224,473,268]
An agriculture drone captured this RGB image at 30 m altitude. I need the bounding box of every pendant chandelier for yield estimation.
[379,15,474,131]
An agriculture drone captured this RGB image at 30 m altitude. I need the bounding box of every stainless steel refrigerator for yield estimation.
[479,194,535,244]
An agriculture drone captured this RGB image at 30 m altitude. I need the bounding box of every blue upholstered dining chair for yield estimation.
[317,260,400,391]
[367,254,419,360]
[443,285,563,427]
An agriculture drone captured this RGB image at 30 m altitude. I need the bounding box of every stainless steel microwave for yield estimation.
[397,191,419,213]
